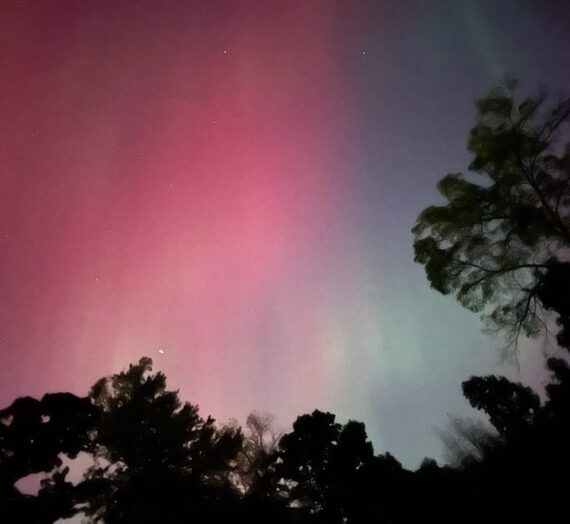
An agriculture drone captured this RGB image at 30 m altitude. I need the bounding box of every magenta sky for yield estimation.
[1,0,569,467]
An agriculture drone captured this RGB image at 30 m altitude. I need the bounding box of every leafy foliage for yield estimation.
[273,410,377,523]
[413,82,570,349]
[436,415,499,467]
[233,412,280,494]
[78,357,242,523]
[462,376,540,438]
[1,356,570,523]
[0,393,98,523]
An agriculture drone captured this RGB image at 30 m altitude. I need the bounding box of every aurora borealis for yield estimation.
[1,0,569,467]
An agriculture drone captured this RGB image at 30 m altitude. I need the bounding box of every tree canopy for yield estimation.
[1,355,570,523]
[0,393,98,523]
[413,82,570,351]
[78,357,243,524]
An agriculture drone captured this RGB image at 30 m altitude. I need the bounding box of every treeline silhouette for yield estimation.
[1,353,570,523]
[4,83,570,522]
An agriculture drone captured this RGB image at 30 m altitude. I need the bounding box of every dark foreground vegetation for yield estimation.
[1,353,570,524]
[3,84,570,523]
[2,354,570,524]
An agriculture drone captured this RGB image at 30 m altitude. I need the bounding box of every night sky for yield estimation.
[1,0,570,468]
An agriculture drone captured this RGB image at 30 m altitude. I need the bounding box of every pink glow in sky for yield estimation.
[0,1,366,420]
[2,0,565,467]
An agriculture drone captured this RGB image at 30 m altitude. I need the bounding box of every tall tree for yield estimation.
[78,357,242,524]
[461,376,540,439]
[234,412,280,494]
[272,410,376,523]
[457,363,570,524]
[413,82,570,351]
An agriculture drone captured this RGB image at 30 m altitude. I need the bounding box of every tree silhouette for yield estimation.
[462,376,540,439]
[413,82,570,351]
[0,354,569,523]
[275,410,342,516]
[77,357,242,524]
[535,262,570,349]
[234,412,280,494]
[0,393,98,523]
[436,415,499,467]
[409,82,570,522]
[450,358,570,524]
[271,410,378,523]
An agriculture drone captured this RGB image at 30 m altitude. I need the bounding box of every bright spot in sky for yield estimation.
[158,349,165,355]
